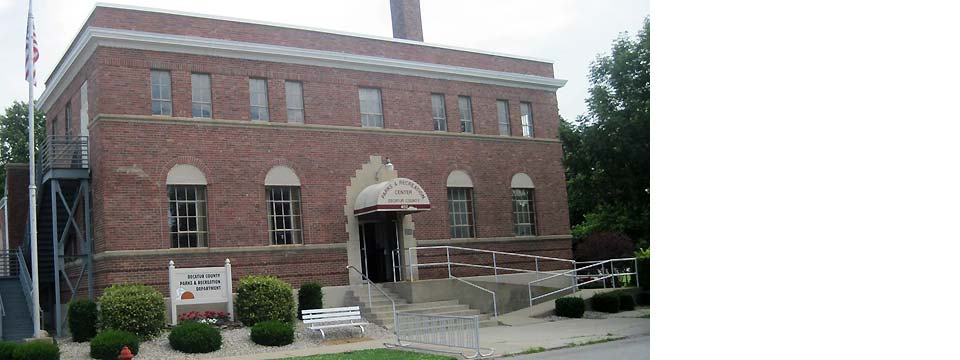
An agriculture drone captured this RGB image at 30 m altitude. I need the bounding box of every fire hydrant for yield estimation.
[117,346,134,360]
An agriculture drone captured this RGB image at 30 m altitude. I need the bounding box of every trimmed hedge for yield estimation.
[618,293,636,311]
[236,276,295,326]
[12,341,59,360]
[250,320,295,347]
[98,284,165,338]
[0,341,19,360]
[591,292,621,313]
[297,282,324,320]
[68,298,99,342]
[90,330,139,360]
[169,321,222,354]
[554,297,586,318]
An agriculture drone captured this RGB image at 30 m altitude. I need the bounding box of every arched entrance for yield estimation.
[353,177,430,283]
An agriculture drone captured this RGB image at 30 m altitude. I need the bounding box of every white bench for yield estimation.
[301,306,369,339]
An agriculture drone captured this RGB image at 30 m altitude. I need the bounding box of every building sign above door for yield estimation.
[355,178,431,215]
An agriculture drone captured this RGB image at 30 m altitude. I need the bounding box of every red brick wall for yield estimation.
[4,164,29,249]
[81,6,553,77]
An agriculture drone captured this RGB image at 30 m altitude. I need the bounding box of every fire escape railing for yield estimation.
[40,136,89,174]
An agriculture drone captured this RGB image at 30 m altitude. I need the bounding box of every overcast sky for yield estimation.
[0,0,648,121]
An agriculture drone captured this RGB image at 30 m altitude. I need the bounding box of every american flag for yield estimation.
[25,2,38,85]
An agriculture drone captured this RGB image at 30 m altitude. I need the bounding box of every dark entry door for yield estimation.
[359,214,400,283]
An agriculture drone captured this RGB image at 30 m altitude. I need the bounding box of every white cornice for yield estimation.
[38,27,566,112]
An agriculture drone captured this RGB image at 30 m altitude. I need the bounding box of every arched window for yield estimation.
[510,173,537,236]
[265,166,303,245]
[447,170,476,238]
[166,165,208,248]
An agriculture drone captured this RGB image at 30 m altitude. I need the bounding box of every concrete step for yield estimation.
[362,300,460,314]
[365,305,474,321]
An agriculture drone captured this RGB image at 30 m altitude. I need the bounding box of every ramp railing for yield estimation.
[387,312,494,359]
[528,257,639,307]
[404,245,576,284]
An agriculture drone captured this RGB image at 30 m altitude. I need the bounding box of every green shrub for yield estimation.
[636,290,650,306]
[236,276,295,326]
[591,292,621,313]
[169,321,222,354]
[12,341,58,360]
[0,341,20,360]
[98,284,165,338]
[250,320,294,346]
[297,282,324,320]
[68,298,99,342]
[89,330,139,360]
[618,293,636,311]
[554,297,586,318]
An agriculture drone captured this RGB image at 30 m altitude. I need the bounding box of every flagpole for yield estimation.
[26,0,41,339]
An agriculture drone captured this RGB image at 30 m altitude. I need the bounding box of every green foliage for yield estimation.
[0,341,20,360]
[591,292,621,313]
[12,341,58,360]
[250,320,295,347]
[297,282,324,320]
[89,330,139,360]
[236,275,295,326]
[68,298,99,342]
[563,18,650,249]
[617,293,636,311]
[554,297,586,318]
[0,101,45,194]
[98,284,165,338]
[169,321,222,354]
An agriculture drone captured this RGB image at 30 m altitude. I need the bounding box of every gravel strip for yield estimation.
[58,321,392,360]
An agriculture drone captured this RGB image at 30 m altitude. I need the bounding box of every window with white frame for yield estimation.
[266,186,303,245]
[432,93,447,131]
[520,102,534,137]
[249,78,269,121]
[458,96,473,133]
[285,81,304,123]
[150,70,172,116]
[448,188,476,238]
[191,73,212,118]
[511,188,537,236]
[168,185,208,248]
[359,87,384,128]
[497,100,511,136]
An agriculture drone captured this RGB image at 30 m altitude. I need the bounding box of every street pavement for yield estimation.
[509,336,649,360]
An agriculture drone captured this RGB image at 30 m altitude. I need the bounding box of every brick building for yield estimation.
[11,1,571,334]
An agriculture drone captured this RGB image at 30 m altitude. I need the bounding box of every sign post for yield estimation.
[168,259,234,325]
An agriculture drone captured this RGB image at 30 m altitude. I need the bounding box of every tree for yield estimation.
[563,18,650,248]
[0,101,46,194]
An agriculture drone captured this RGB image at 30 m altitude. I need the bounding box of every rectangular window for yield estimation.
[267,186,303,245]
[64,102,72,136]
[447,188,476,238]
[191,73,212,118]
[359,88,384,128]
[431,94,447,131]
[285,81,304,123]
[520,102,534,137]
[497,100,511,136]
[150,70,172,116]
[458,96,473,133]
[249,78,269,121]
[168,185,208,248]
[511,188,537,236]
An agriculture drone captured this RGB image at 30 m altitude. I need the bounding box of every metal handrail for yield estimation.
[527,257,639,307]
[450,275,497,320]
[40,136,89,174]
[346,265,399,342]
[17,248,34,317]
[405,245,576,283]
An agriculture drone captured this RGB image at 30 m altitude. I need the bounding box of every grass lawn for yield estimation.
[277,348,456,360]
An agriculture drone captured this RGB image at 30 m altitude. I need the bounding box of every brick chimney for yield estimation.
[390,0,423,41]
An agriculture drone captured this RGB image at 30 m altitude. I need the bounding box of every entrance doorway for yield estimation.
[358,213,402,283]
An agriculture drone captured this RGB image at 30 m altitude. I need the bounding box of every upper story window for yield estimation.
[150,70,172,116]
[520,102,534,138]
[431,94,447,131]
[497,100,511,136]
[64,102,72,136]
[166,164,209,248]
[285,81,304,124]
[249,78,269,121]
[191,73,212,118]
[359,87,384,128]
[447,170,476,238]
[510,173,537,236]
[458,96,473,133]
[265,166,303,245]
